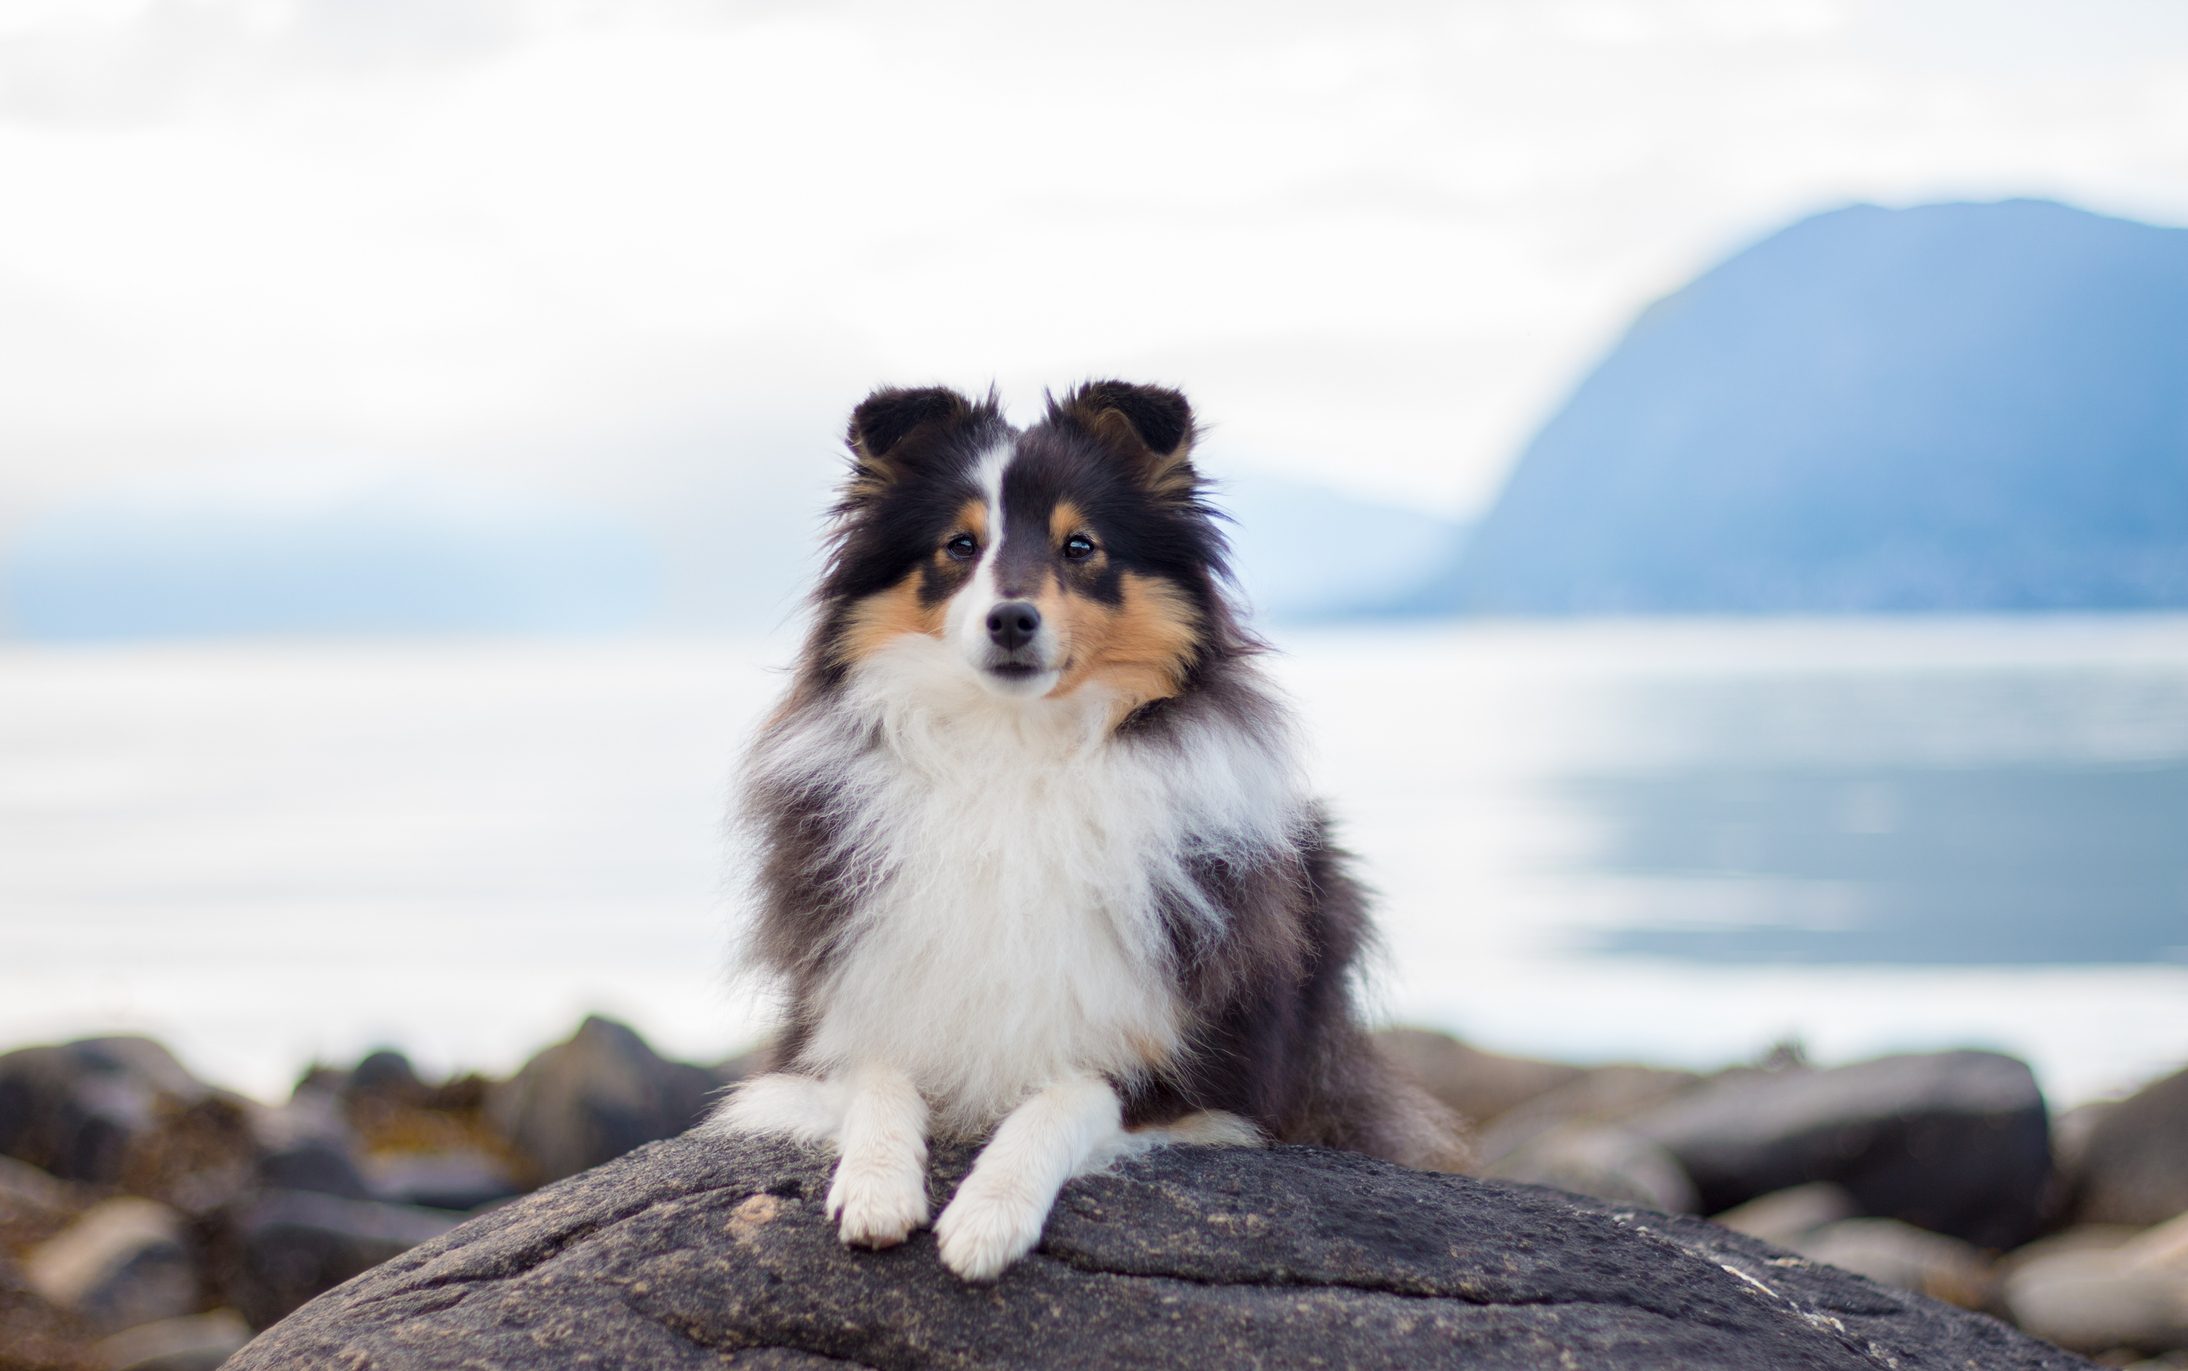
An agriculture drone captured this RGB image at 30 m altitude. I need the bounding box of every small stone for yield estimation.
[1793,1218,1996,1309]
[1473,1064,1704,1169]
[0,1249,97,1371]
[2003,1234,2188,1355]
[1373,1028,1588,1127]
[90,1309,252,1371]
[24,1196,198,1338]
[363,1146,524,1212]
[344,1051,426,1107]
[0,1153,91,1251]
[2068,1066,2188,1229]
[250,1107,372,1203]
[1482,1122,1699,1213]
[1712,1182,1859,1246]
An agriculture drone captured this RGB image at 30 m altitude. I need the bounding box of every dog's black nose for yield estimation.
[986,600,1041,651]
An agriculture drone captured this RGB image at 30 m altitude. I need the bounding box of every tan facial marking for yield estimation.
[836,497,990,666]
[1049,501,1093,552]
[1044,572,1200,720]
[958,497,989,547]
[837,574,947,665]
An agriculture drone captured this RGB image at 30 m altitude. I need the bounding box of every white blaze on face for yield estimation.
[946,445,1059,698]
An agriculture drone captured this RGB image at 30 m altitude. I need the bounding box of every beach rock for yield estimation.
[249,1101,371,1203]
[2067,1065,2188,1228]
[215,1188,457,1330]
[0,1038,256,1214]
[1480,1121,1699,1213]
[1629,1050,2051,1248]
[1793,1218,1997,1309]
[2002,1213,2188,1355]
[344,1052,428,1107]
[1473,1063,1704,1167]
[90,1309,253,1371]
[484,1016,722,1184]
[228,1130,2090,1370]
[1712,1182,1860,1247]
[0,1154,90,1252]
[1374,1028,1587,1126]
[23,1197,198,1338]
[0,1039,198,1182]
[363,1147,524,1212]
[0,1251,97,1371]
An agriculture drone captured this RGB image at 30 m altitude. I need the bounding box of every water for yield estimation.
[1,618,2183,1106]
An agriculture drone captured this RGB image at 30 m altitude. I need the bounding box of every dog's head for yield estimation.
[809,381,1237,712]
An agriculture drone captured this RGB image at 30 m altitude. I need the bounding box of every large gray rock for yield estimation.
[1629,1051,2052,1249]
[485,1016,725,1185]
[230,1131,2089,1370]
[2066,1065,2188,1228]
[0,1038,256,1214]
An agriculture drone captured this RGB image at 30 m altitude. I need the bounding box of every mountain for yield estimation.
[1,477,661,640]
[1218,474,1463,622]
[1422,199,2188,614]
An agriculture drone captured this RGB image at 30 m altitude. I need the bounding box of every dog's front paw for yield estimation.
[826,1156,929,1249]
[933,1182,1046,1281]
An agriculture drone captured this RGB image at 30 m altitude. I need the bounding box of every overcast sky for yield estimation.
[3,0,2186,524]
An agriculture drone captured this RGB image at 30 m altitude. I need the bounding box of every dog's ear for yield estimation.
[1050,381,1199,497]
[844,386,992,499]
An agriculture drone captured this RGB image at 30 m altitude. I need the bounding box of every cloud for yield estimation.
[0,0,2183,528]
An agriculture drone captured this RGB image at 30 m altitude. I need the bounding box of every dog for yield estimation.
[703,381,1466,1281]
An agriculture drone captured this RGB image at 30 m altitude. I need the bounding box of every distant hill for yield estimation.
[1219,475,1463,622]
[1417,199,2188,614]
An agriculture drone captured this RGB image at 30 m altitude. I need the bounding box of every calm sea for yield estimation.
[2,618,2182,1106]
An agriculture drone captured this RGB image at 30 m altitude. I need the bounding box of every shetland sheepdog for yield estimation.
[704,381,1466,1281]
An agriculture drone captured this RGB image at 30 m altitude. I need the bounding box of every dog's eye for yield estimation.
[1062,534,1097,560]
[944,534,978,560]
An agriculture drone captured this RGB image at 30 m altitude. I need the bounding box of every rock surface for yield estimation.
[229,1131,2090,1370]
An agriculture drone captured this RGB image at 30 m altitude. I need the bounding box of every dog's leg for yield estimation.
[701,1071,848,1144]
[934,1073,1125,1281]
[825,1064,931,1249]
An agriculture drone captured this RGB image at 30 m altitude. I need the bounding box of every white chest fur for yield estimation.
[746,638,1304,1135]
